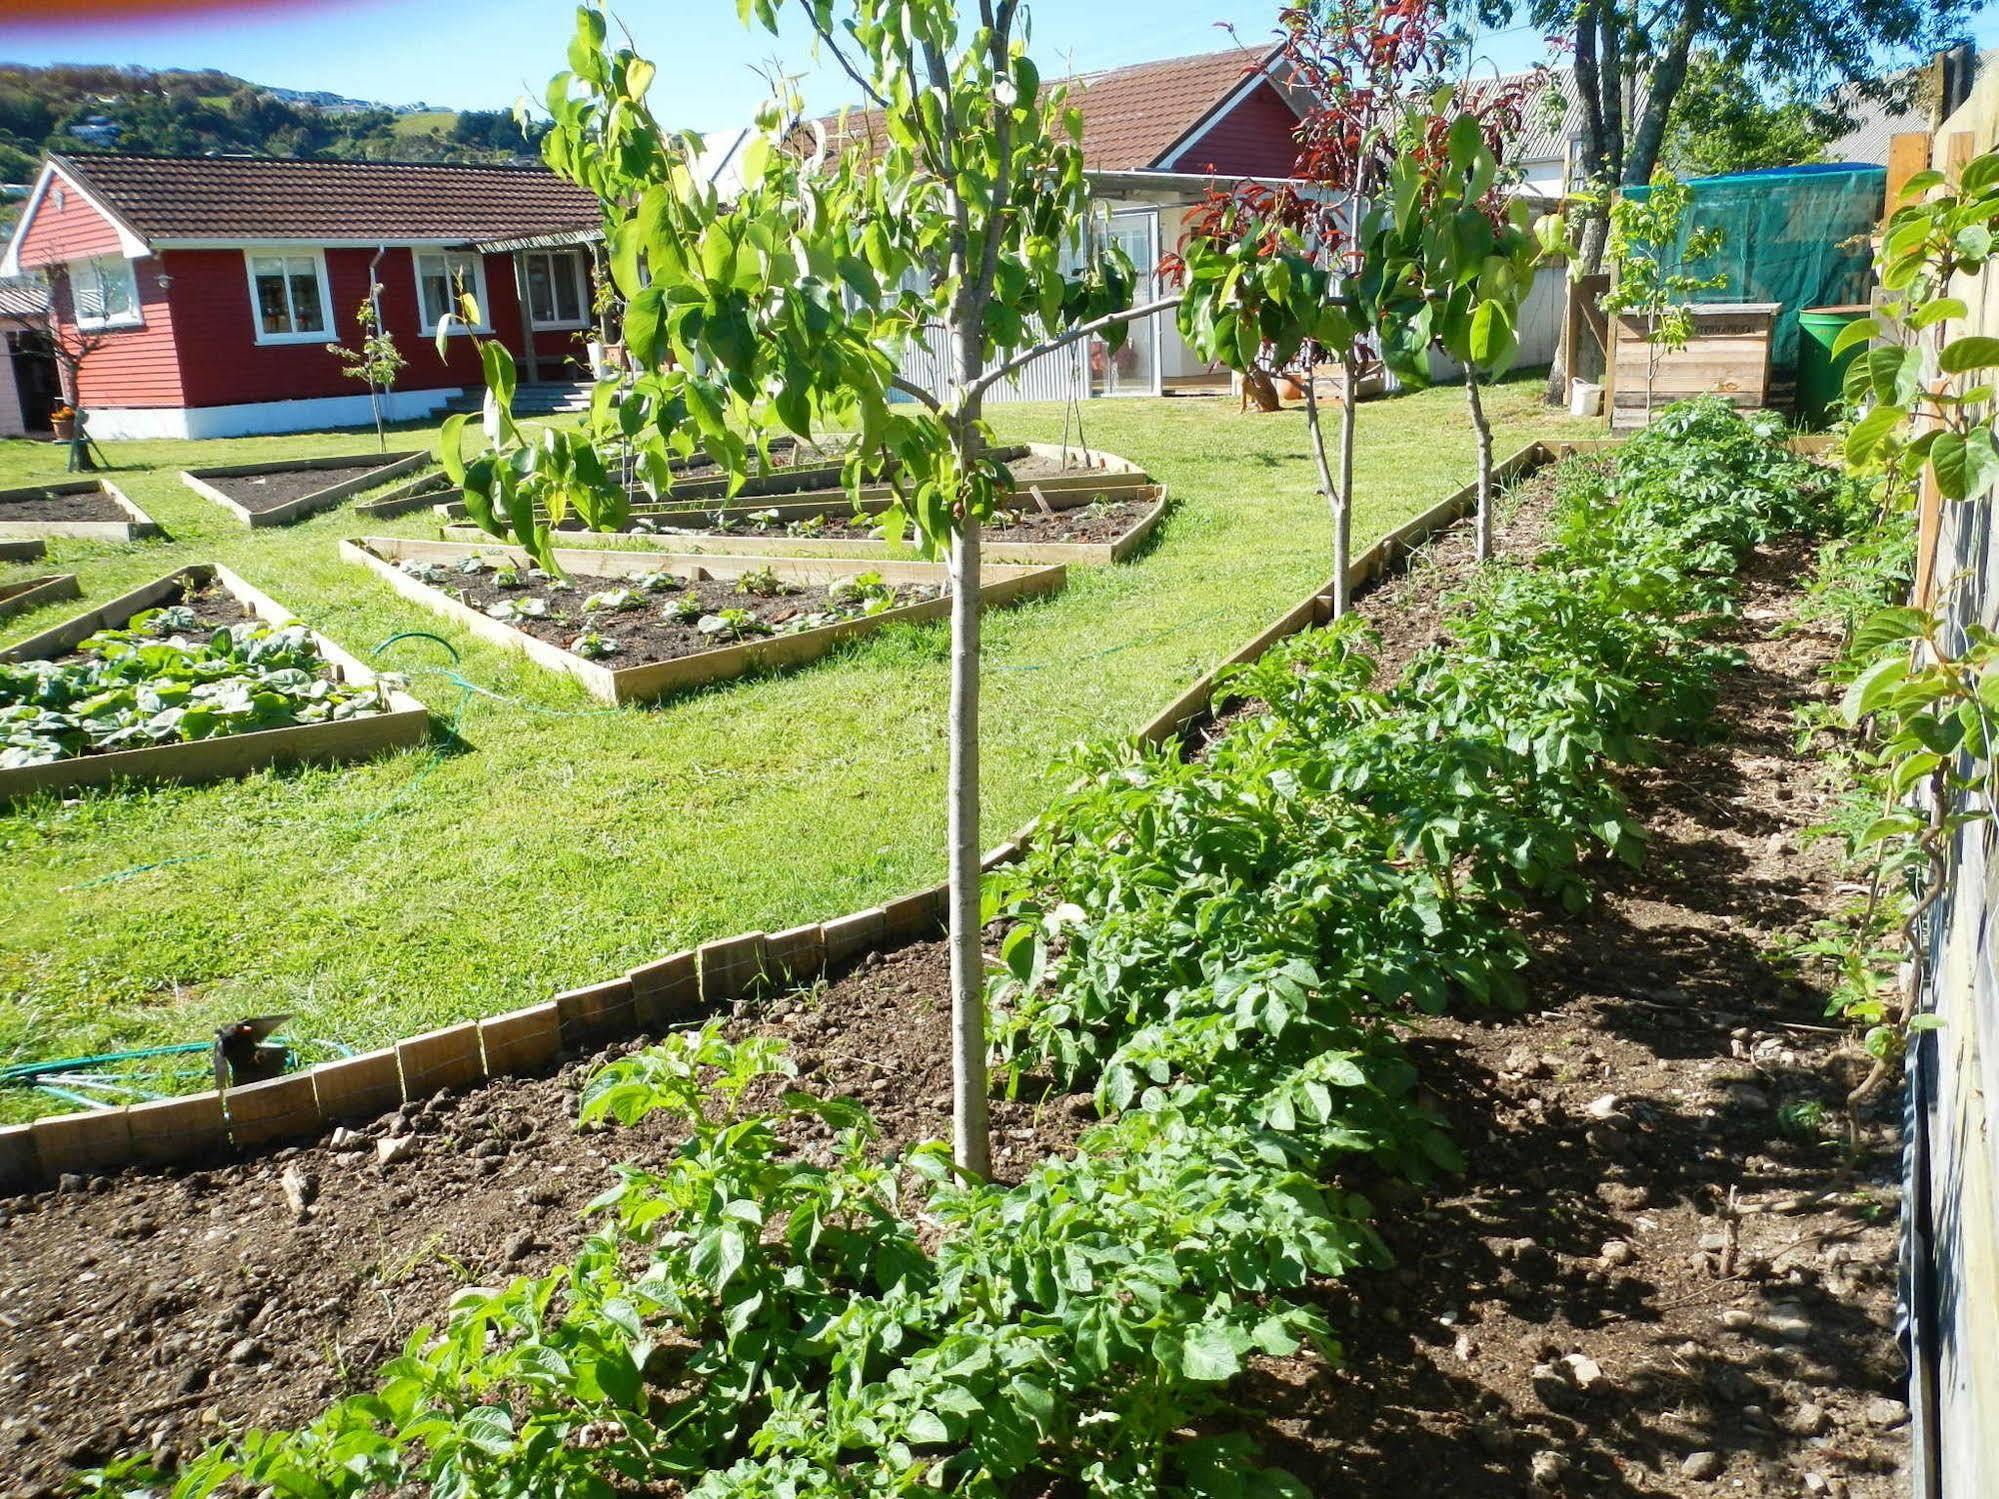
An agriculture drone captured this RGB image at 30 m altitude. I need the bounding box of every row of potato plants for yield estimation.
[108,400,1863,1499]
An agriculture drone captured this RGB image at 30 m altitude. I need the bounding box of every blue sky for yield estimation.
[6,0,1996,134]
[2,0,1560,131]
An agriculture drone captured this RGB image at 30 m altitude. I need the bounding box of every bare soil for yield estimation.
[45,579,253,667]
[406,564,938,666]
[201,467,375,515]
[0,493,1904,1497]
[602,494,1156,548]
[0,488,126,524]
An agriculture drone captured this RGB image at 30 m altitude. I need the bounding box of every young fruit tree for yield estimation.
[1361,81,1563,560]
[1595,170,1726,423]
[1226,0,1454,614]
[442,0,1175,1177]
[326,284,405,451]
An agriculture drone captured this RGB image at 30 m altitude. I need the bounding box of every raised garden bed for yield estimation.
[179,451,426,528]
[344,536,1067,704]
[441,483,1170,566]
[0,572,80,623]
[0,478,160,541]
[0,564,429,802]
[352,468,454,521]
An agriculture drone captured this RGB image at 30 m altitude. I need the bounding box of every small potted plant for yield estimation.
[50,403,75,441]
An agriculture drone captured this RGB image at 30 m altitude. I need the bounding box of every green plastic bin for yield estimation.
[1797,305,1870,429]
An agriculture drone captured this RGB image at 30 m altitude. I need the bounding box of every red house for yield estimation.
[0,153,602,439]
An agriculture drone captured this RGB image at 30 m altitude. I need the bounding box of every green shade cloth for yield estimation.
[1623,165,1885,372]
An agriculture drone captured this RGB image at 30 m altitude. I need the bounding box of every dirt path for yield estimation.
[0,476,1904,1497]
[1237,536,1907,1496]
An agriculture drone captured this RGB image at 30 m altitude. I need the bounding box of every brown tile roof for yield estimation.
[817,44,1286,175]
[49,153,602,245]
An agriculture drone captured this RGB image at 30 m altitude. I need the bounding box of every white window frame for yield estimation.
[71,253,142,332]
[413,250,491,336]
[523,248,591,331]
[241,248,336,347]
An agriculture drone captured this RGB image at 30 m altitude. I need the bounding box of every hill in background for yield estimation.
[0,63,546,184]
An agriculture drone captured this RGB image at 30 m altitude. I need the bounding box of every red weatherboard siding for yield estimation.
[1165,80,1302,179]
[11,171,127,268]
[59,260,186,410]
[164,247,572,410]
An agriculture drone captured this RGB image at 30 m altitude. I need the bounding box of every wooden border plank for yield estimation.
[126,1091,227,1166]
[225,1073,323,1149]
[0,572,80,622]
[0,538,46,562]
[31,1107,132,1177]
[310,1048,404,1123]
[0,1123,41,1191]
[630,950,700,1028]
[553,977,639,1043]
[479,1002,564,1076]
[698,931,768,1004]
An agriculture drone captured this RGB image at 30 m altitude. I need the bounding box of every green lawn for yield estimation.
[0,380,1591,1112]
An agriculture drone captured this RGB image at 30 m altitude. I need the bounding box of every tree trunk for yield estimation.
[1549,0,1610,405]
[945,511,990,1180]
[1623,0,1707,187]
[1333,356,1357,614]
[1466,374,1495,562]
[1304,372,1347,612]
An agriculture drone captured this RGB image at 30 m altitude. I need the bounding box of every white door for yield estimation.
[1092,208,1162,398]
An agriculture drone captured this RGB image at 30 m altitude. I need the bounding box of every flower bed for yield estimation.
[0,564,429,802]
[344,536,1067,704]
[0,478,159,541]
[0,572,79,623]
[178,451,426,528]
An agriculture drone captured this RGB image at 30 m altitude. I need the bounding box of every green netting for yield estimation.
[1623,164,1885,372]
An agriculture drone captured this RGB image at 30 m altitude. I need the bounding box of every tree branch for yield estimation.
[967,292,1180,399]
[807,15,893,111]
[890,374,943,411]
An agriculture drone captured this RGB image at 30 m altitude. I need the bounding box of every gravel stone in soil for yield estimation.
[0,488,128,524]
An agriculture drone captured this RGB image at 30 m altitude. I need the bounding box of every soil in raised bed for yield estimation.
[588,494,1156,548]
[0,488,126,525]
[400,561,940,666]
[0,503,1901,1497]
[202,467,379,515]
[41,578,254,668]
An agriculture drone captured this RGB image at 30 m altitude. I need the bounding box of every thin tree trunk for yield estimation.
[1623,0,1707,187]
[946,510,990,1180]
[1466,373,1495,562]
[1303,371,1346,612]
[1333,356,1357,614]
[1549,0,1610,405]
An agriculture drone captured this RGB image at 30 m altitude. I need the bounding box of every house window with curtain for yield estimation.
[524,249,589,328]
[243,251,331,344]
[414,251,489,334]
[71,254,141,330]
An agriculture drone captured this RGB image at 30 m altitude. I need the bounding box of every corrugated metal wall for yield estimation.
[894,322,1090,407]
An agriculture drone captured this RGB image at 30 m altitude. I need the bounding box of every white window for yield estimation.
[242,250,332,345]
[524,249,590,329]
[414,251,490,334]
[70,254,141,330]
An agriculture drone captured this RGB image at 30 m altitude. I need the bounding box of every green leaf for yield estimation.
[1830,316,1881,355]
[1841,654,1910,723]
[1179,1324,1247,1382]
[1940,335,1999,374]
[436,412,470,485]
[457,1406,514,1457]
[1928,429,1999,500]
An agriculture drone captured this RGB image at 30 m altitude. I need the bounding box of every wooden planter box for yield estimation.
[0,538,47,562]
[344,536,1067,705]
[0,564,430,803]
[1609,302,1778,431]
[353,470,453,520]
[0,479,159,541]
[179,451,427,528]
[440,483,1169,567]
[0,572,80,622]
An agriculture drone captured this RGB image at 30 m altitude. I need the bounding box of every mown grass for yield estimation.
[0,379,1591,1112]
